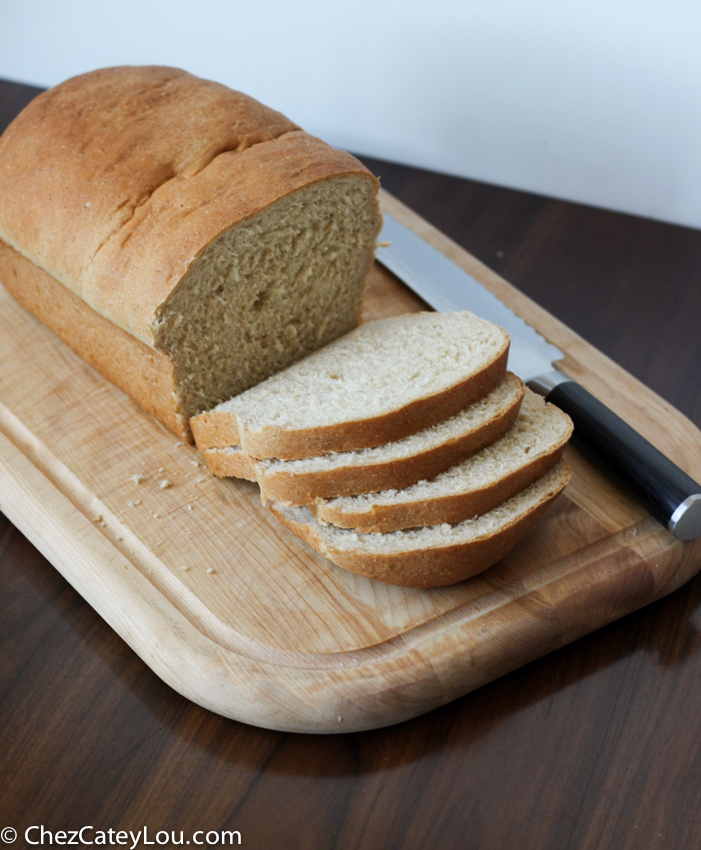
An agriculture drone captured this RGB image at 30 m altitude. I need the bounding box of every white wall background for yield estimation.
[2,0,701,229]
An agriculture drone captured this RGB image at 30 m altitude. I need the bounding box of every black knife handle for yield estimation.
[532,375,701,539]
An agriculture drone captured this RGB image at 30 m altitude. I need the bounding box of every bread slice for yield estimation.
[190,311,510,458]
[271,460,571,587]
[312,389,573,531]
[0,67,381,438]
[203,373,524,503]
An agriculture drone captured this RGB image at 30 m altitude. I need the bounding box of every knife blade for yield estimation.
[376,212,701,541]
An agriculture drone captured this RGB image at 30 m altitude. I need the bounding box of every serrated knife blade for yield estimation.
[377,213,563,385]
[375,211,701,540]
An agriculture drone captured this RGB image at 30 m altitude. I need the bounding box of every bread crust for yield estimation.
[0,240,188,439]
[312,445,566,530]
[203,448,256,481]
[312,404,573,530]
[0,67,380,435]
[190,342,509,457]
[271,461,571,587]
[190,409,242,451]
[208,378,524,502]
[0,67,378,347]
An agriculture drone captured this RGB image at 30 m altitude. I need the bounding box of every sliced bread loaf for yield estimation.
[203,373,525,502]
[271,460,571,587]
[190,311,510,458]
[311,388,573,531]
[0,66,381,438]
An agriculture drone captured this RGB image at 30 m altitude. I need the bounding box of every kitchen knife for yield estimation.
[376,212,701,541]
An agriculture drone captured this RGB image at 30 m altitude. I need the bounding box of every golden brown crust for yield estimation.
[248,382,522,503]
[312,424,571,530]
[0,240,189,440]
[271,461,571,588]
[190,410,241,451]
[191,342,509,456]
[0,67,378,347]
[203,448,256,481]
[0,67,379,436]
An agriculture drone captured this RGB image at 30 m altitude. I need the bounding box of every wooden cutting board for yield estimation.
[1,189,700,734]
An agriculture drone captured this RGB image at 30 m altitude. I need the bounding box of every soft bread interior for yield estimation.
[191,310,510,460]
[254,374,523,475]
[153,174,380,419]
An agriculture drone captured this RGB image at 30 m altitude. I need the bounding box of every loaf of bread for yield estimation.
[0,66,382,439]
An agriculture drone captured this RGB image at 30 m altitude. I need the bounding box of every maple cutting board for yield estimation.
[1,189,700,734]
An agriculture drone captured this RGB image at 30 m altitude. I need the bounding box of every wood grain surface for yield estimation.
[2,78,701,848]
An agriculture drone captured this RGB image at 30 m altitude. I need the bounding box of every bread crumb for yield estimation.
[158,467,164,472]
[117,535,123,541]
[153,513,159,518]
[206,567,215,574]
[187,504,193,511]
[190,461,200,467]
[337,715,343,722]
[181,564,189,571]
[129,474,146,484]
[159,479,172,489]
[174,441,184,448]
[93,515,103,523]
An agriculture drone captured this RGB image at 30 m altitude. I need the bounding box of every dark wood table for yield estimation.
[2,78,700,850]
